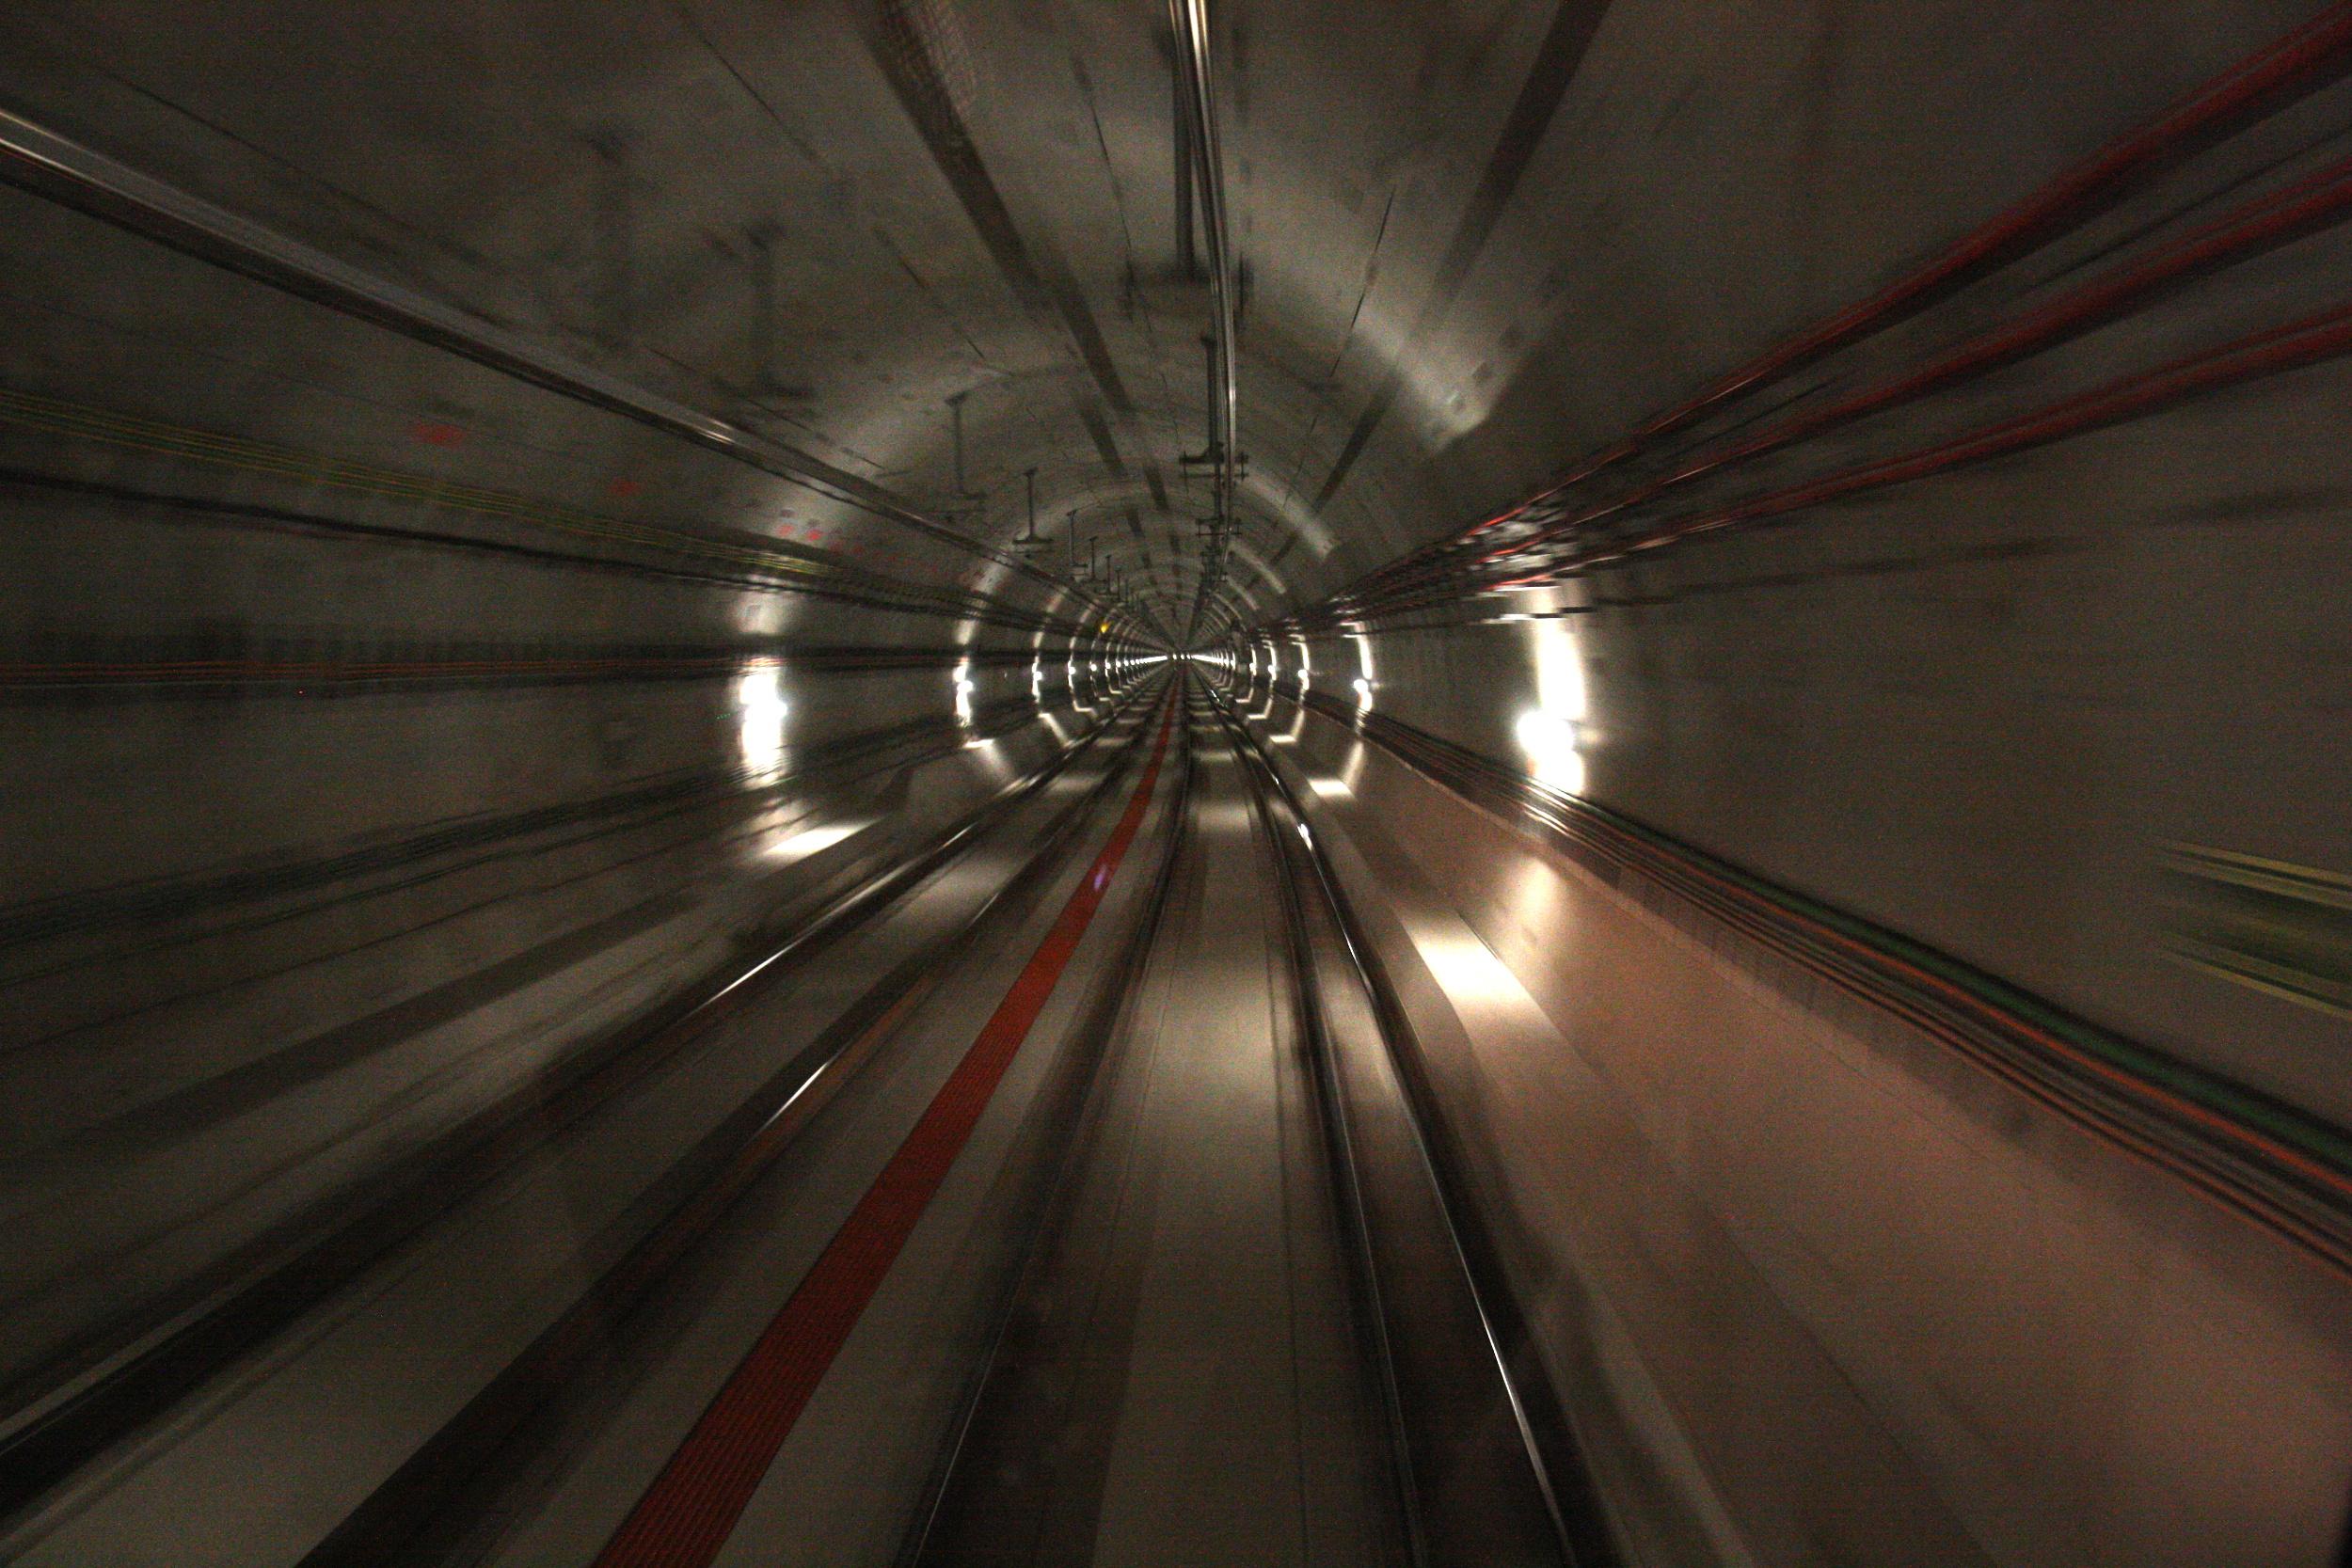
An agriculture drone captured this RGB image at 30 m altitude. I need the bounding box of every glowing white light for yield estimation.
[1510,619,1590,794]
[763,820,864,863]
[1534,622,1586,722]
[1515,709,1584,794]
[1419,927,1525,1004]
[735,658,788,784]
[1248,640,1278,719]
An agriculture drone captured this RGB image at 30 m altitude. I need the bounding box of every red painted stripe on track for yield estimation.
[591,696,1175,1568]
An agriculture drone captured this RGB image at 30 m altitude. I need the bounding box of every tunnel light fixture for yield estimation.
[735,657,789,785]
[1515,709,1584,795]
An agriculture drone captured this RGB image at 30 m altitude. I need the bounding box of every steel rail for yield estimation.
[285,683,1166,1568]
[582,688,1179,1568]
[1219,696,1433,1568]
[899,670,1203,1566]
[0,688,1150,1542]
[1211,682,1617,1565]
[1284,687,2352,1274]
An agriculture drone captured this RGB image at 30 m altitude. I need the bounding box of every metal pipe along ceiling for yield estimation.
[1168,0,1240,648]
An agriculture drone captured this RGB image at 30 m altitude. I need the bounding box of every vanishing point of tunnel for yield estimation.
[2,2,2350,1565]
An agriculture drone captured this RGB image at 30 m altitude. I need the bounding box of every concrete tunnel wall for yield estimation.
[1202,3,2352,1558]
[1226,657,2352,1565]
[2,0,2351,1563]
[0,466,1148,1404]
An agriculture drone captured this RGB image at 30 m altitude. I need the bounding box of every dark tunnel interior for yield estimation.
[2,2,2351,1564]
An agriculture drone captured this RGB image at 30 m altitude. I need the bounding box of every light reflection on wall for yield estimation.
[1515,619,1587,795]
[1248,640,1278,720]
[735,657,788,785]
[735,594,785,638]
[1340,736,1369,794]
[954,657,978,736]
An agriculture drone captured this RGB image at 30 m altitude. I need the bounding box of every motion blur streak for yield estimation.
[1,4,2349,1568]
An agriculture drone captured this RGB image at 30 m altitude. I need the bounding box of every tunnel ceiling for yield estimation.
[0,0,1648,646]
[2,1,2306,647]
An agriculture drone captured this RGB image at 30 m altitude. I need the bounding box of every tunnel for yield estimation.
[3,1,2351,1563]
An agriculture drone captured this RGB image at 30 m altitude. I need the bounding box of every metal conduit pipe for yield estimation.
[1295,3,2352,621]
[0,108,1125,632]
[1168,0,1242,647]
[1289,285,2352,624]
[1311,199,2352,618]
